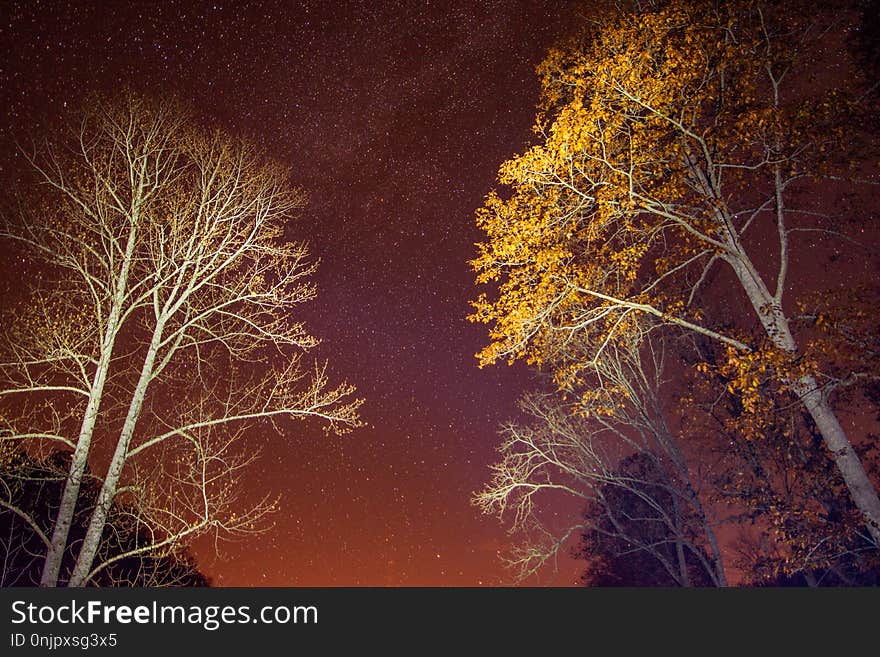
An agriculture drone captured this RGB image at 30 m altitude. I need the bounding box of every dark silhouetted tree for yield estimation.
[577,452,717,587]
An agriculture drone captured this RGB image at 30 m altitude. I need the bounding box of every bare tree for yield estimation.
[474,328,727,585]
[0,93,362,587]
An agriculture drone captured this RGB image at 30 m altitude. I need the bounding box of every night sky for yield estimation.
[0,1,587,585]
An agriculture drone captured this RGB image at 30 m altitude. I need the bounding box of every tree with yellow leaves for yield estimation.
[0,93,362,586]
[470,0,880,545]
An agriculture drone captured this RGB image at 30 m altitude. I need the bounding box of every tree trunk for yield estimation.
[66,321,164,587]
[40,225,139,587]
[39,359,109,586]
[794,373,880,545]
[670,490,692,587]
[655,420,728,586]
[728,254,880,547]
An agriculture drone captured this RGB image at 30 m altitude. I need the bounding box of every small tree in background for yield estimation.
[474,329,726,585]
[577,452,717,587]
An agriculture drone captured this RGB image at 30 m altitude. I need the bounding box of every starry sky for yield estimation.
[0,0,588,585]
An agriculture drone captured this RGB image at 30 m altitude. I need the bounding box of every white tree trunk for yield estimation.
[728,254,880,547]
[40,225,139,587]
[794,373,880,545]
[39,356,109,587]
[67,322,164,587]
